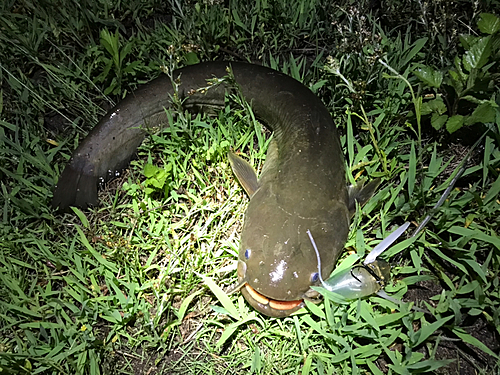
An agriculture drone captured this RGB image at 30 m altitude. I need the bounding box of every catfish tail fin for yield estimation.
[51,165,99,212]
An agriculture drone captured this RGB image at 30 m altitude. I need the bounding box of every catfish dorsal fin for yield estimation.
[228,152,260,197]
[348,178,381,216]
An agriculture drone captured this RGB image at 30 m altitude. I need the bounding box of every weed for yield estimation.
[414,13,500,134]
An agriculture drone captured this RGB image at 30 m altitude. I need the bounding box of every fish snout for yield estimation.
[237,259,326,317]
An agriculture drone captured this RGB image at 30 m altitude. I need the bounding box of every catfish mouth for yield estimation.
[237,281,321,318]
[245,283,303,310]
[236,260,321,317]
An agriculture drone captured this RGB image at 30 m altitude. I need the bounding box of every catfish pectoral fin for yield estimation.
[228,152,260,197]
[348,178,381,216]
[51,165,98,212]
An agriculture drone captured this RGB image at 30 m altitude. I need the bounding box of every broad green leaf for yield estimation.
[431,113,448,130]
[100,29,120,70]
[144,163,160,177]
[302,352,313,374]
[469,308,484,316]
[327,253,360,278]
[119,42,134,66]
[380,328,404,349]
[347,112,354,167]
[231,9,249,32]
[210,305,233,316]
[49,342,72,361]
[427,97,447,114]
[310,79,328,93]
[477,13,500,35]
[366,361,384,375]
[352,343,381,358]
[413,66,443,88]
[0,302,42,318]
[381,236,418,259]
[108,279,128,306]
[19,322,63,329]
[462,95,483,104]
[464,259,488,284]
[90,350,99,375]
[446,115,464,133]
[311,286,349,305]
[402,37,428,67]
[328,351,351,364]
[429,246,468,274]
[403,274,434,286]
[465,101,496,125]
[463,36,491,71]
[457,280,479,294]
[304,299,325,319]
[123,60,141,74]
[184,51,200,65]
[459,35,479,50]
[492,34,500,53]
[420,102,433,116]
[448,69,464,94]
[483,135,493,187]
[100,29,118,57]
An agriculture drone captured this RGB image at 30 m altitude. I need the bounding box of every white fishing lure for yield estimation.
[307,222,409,300]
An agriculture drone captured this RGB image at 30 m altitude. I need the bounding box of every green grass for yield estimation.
[1,1,500,374]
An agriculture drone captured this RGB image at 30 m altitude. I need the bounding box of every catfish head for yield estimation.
[229,149,380,317]
[236,181,350,317]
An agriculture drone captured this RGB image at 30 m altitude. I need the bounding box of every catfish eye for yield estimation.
[311,272,319,283]
[244,248,251,259]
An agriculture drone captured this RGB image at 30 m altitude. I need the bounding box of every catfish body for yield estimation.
[52,62,351,317]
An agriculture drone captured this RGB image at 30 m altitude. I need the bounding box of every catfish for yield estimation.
[52,61,378,317]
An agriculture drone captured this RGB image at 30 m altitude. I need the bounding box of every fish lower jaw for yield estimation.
[242,283,304,317]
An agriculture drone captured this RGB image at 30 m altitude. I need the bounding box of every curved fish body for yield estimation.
[52,62,372,317]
